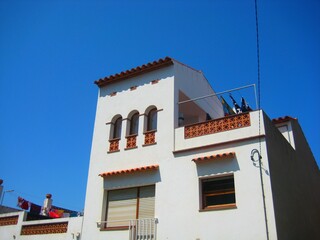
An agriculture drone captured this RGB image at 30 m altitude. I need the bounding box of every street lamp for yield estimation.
[0,189,14,206]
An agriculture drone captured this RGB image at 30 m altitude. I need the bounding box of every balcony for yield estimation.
[20,222,68,235]
[129,218,157,240]
[98,218,158,240]
[174,111,263,153]
[184,112,251,139]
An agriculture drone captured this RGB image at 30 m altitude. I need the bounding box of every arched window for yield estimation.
[147,108,157,131]
[130,112,139,135]
[113,116,122,139]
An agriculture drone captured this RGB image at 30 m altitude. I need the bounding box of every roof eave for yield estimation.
[272,116,297,124]
[94,57,174,87]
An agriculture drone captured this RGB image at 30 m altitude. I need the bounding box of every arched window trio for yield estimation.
[108,107,158,152]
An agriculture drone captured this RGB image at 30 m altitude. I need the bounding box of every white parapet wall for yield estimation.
[0,211,83,240]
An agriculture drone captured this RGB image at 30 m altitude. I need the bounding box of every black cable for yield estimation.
[254,1,270,240]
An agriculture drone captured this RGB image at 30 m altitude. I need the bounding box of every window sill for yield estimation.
[199,203,237,212]
[107,150,120,154]
[142,142,157,147]
[124,146,138,150]
[144,129,157,134]
[100,226,129,231]
[126,134,138,138]
[109,138,121,142]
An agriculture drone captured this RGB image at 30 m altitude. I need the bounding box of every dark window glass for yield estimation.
[113,117,122,139]
[130,113,139,135]
[201,175,235,209]
[147,108,157,131]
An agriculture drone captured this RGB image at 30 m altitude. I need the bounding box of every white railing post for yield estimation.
[98,218,157,240]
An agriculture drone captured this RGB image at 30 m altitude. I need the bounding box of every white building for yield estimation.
[1,57,320,240]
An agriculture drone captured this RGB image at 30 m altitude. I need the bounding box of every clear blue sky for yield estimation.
[1,0,319,211]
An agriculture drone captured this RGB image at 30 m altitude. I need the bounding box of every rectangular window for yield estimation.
[200,174,236,210]
[105,185,155,229]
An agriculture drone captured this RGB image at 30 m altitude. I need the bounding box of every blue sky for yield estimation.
[0,0,319,211]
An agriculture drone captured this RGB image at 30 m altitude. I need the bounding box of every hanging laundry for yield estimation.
[49,209,64,218]
[52,205,77,215]
[229,94,242,114]
[17,197,30,210]
[30,203,42,215]
[241,97,253,112]
[220,96,235,116]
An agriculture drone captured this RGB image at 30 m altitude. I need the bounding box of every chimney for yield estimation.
[40,193,53,216]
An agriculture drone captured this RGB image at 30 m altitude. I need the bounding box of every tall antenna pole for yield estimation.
[255,0,261,111]
[254,0,269,240]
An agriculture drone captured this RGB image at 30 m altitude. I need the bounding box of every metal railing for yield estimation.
[129,218,158,240]
[97,218,158,240]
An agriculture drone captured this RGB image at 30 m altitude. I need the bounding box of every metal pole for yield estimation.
[178,84,256,105]
[0,190,14,205]
[253,83,258,110]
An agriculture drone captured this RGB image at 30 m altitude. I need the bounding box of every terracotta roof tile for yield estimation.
[192,152,235,163]
[99,165,159,177]
[94,57,173,87]
[272,116,296,124]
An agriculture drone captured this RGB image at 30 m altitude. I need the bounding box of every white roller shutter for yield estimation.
[106,188,137,228]
[138,185,155,219]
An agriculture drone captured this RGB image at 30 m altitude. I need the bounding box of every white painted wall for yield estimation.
[81,65,176,240]
[82,60,279,240]
[153,110,278,240]
[274,121,296,149]
[264,115,320,239]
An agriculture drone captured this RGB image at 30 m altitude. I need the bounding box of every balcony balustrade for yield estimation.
[98,218,158,240]
[126,135,137,149]
[144,130,156,145]
[184,112,251,139]
[20,222,68,235]
[109,138,120,152]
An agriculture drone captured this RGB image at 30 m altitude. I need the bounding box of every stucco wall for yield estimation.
[264,115,320,239]
[82,59,281,239]
[82,65,176,240]
[156,137,277,240]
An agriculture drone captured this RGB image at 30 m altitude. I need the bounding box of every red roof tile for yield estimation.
[99,165,159,177]
[192,152,235,163]
[272,116,296,124]
[94,57,174,87]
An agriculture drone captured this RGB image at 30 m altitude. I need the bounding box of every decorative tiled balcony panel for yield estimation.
[184,113,251,139]
[21,222,68,235]
[126,135,137,149]
[144,131,156,145]
[109,139,120,152]
[0,216,18,226]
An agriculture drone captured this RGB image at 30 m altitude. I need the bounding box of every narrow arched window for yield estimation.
[113,117,122,139]
[147,108,157,131]
[130,113,139,135]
